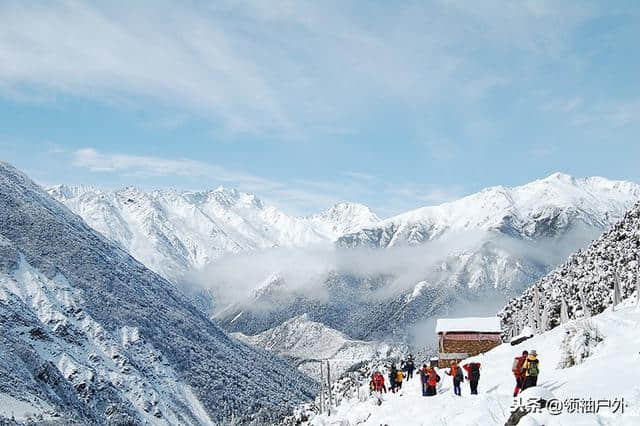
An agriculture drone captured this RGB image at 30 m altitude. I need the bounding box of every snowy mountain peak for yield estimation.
[310,202,380,236]
[337,174,640,248]
[47,183,100,201]
[47,184,377,281]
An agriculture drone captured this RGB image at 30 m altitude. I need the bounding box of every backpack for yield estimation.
[512,357,525,375]
[469,363,480,381]
[527,359,539,377]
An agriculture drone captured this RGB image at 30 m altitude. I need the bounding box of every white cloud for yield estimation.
[0,0,598,139]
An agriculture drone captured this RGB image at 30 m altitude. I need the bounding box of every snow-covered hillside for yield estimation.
[338,173,640,248]
[232,314,407,380]
[304,302,640,425]
[0,162,316,424]
[499,201,640,336]
[48,185,378,281]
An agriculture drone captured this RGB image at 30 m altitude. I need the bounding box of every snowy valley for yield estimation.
[3,161,640,425]
[232,314,408,380]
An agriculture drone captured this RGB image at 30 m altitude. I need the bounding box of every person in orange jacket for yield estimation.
[446,362,463,396]
[421,365,439,396]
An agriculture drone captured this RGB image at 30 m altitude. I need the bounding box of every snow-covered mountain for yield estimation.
[48,185,378,282]
[0,162,316,424]
[338,173,640,248]
[232,314,407,380]
[219,174,640,342]
[499,200,640,337]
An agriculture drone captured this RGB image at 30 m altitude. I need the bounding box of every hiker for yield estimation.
[373,371,387,393]
[463,362,481,395]
[425,365,439,396]
[395,368,404,392]
[521,350,540,390]
[512,350,528,397]
[405,355,415,380]
[389,364,398,393]
[446,362,463,396]
[419,364,430,396]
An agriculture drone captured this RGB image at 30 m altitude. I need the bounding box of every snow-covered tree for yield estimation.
[560,298,570,324]
[533,287,541,332]
[613,270,622,310]
[580,288,590,318]
[636,262,640,309]
[558,320,604,369]
[540,299,550,332]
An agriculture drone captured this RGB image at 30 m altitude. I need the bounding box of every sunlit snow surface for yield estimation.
[307,302,640,426]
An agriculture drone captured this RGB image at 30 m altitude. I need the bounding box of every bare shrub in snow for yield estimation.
[558,320,604,369]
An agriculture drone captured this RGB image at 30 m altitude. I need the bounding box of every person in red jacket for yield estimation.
[423,365,439,396]
[463,362,481,395]
[512,350,528,397]
[373,371,387,393]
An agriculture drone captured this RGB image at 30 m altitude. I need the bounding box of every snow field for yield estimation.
[308,302,640,425]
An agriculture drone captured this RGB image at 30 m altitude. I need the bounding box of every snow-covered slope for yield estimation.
[0,162,316,424]
[338,173,640,248]
[303,301,640,425]
[48,185,378,281]
[499,201,640,336]
[232,314,407,380]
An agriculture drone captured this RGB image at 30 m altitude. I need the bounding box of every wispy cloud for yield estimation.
[71,147,463,217]
[0,0,598,140]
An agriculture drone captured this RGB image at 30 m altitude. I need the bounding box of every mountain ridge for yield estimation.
[0,161,316,424]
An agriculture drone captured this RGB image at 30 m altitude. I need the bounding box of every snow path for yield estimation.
[309,303,640,425]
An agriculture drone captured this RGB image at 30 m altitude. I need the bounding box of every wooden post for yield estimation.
[326,360,333,416]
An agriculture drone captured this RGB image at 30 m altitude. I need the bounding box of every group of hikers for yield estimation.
[369,355,416,395]
[368,350,540,401]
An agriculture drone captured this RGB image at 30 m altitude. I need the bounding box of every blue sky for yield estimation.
[1,0,639,217]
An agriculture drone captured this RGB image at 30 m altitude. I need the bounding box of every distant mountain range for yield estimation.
[48,185,378,282]
[337,173,640,248]
[0,162,315,424]
[49,173,640,345]
[215,174,640,343]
